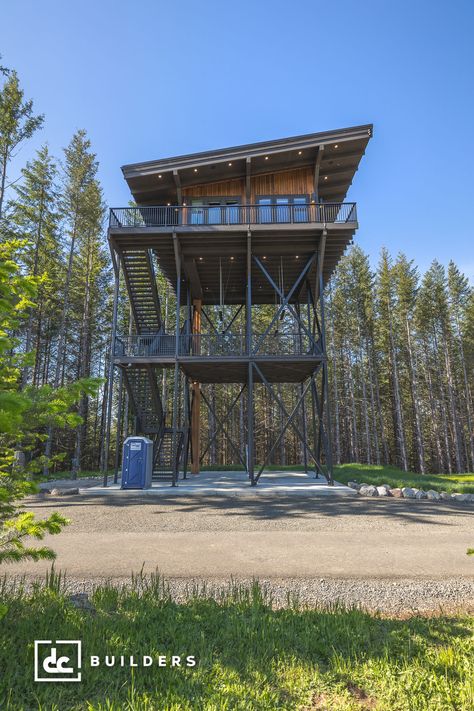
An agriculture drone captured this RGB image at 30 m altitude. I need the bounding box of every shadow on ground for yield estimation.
[27,490,473,528]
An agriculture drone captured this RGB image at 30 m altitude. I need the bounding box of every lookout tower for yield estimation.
[105,125,372,486]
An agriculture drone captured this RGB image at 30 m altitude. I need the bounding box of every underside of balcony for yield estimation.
[109,220,355,304]
[115,357,322,384]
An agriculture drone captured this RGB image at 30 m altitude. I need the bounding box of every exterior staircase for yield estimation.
[122,367,186,484]
[153,428,185,482]
[121,249,162,333]
[120,249,187,485]
[122,367,164,435]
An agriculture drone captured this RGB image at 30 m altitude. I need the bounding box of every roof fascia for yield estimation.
[122,124,373,179]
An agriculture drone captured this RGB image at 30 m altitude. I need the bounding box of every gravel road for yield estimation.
[6,491,474,614]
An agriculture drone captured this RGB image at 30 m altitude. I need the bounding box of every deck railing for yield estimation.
[114,332,320,358]
[109,202,357,229]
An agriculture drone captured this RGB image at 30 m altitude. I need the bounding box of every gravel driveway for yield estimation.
[6,492,474,613]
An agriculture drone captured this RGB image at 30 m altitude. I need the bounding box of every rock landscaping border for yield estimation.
[348,481,474,502]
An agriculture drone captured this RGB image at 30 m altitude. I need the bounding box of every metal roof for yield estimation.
[122,124,373,205]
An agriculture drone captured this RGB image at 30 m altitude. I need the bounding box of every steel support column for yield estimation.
[113,368,124,484]
[246,232,255,484]
[171,233,181,487]
[103,249,120,487]
[191,298,202,474]
[319,271,334,484]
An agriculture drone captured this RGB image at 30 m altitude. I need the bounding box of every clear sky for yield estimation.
[1,0,473,279]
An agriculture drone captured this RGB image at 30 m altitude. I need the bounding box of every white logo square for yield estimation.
[34,640,82,682]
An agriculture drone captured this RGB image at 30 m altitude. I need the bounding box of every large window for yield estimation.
[256,195,309,223]
[189,197,240,225]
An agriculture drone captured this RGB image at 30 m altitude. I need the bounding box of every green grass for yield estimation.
[0,572,473,710]
[333,464,474,494]
[37,470,111,483]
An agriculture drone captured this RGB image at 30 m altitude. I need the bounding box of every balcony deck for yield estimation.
[109,202,357,231]
[108,203,357,303]
[113,333,323,383]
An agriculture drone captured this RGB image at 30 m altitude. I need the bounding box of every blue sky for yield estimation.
[1,0,473,279]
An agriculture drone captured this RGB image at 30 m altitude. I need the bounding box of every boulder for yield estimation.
[426,489,441,501]
[69,593,95,613]
[415,489,428,499]
[39,488,51,495]
[401,487,416,499]
[50,487,80,496]
[440,491,452,500]
[451,493,469,502]
[347,481,360,491]
[359,485,378,497]
[376,485,391,497]
[390,488,403,498]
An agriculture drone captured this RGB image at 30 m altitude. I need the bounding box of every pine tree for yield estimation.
[447,262,474,471]
[69,179,108,474]
[393,254,426,472]
[9,145,62,388]
[0,71,44,220]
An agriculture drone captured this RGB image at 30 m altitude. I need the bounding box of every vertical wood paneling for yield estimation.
[182,168,312,204]
[251,167,313,200]
[182,179,245,202]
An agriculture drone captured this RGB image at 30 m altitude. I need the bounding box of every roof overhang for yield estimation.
[122,124,373,205]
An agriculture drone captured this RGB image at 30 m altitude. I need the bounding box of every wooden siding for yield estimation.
[251,167,313,201]
[182,167,313,204]
[182,178,245,202]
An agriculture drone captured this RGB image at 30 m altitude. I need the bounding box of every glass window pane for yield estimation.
[257,197,272,223]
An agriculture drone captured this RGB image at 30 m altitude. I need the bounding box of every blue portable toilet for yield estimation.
[121,436,153,489]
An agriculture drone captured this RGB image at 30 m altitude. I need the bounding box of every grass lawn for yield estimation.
[333,463,474,494]
[0,574,473,710]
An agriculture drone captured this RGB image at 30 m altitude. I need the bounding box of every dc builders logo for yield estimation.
[34,640,82,682]
[34,639,197,681]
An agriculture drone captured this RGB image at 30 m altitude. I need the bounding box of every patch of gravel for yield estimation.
[6,575,474,615]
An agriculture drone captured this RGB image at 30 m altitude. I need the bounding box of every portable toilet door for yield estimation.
[121,436,153,489]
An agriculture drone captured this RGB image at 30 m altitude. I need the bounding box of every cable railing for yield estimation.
[109,202,357,229]
[114,332,320,358]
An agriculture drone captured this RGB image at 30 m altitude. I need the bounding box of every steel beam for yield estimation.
[103,251,120,486]
[253,362,326,481]
[171,233,182,486]
[201,387,247,469]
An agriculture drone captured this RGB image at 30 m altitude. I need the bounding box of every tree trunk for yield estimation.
[405,317,425,473]
[389,321,408,471]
